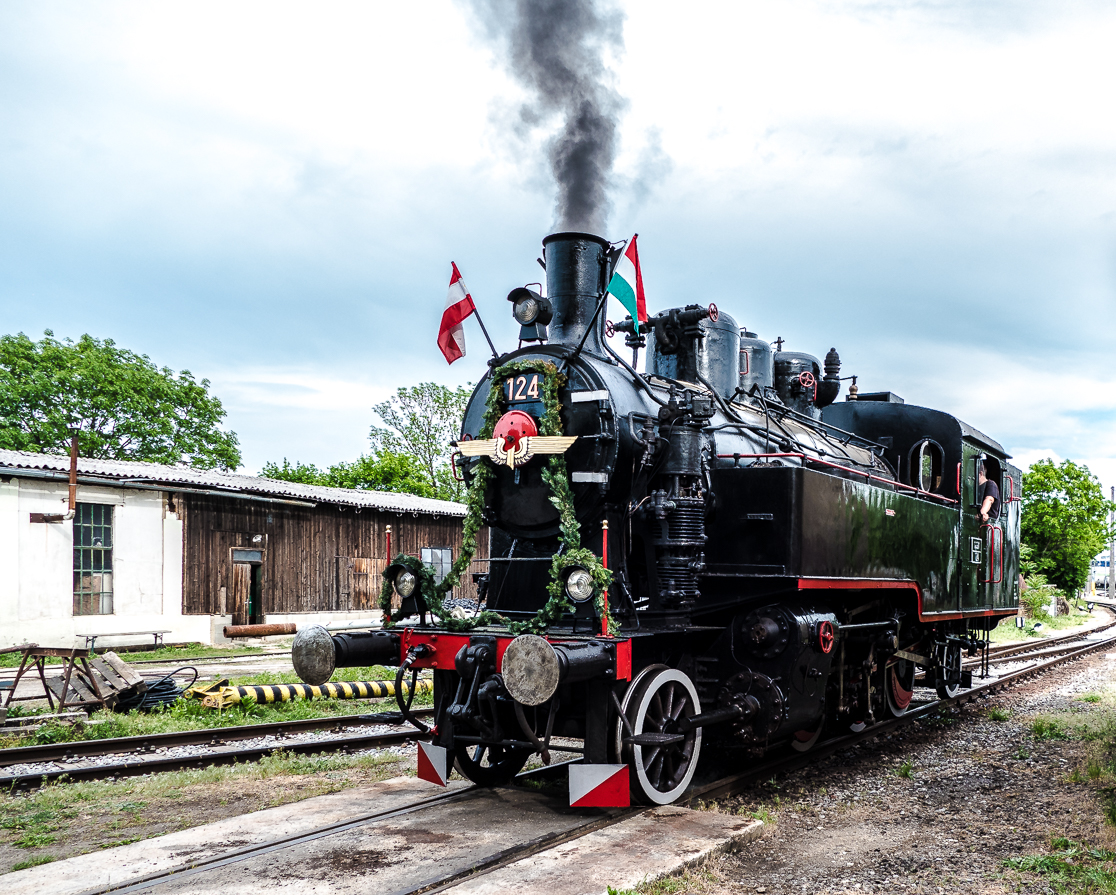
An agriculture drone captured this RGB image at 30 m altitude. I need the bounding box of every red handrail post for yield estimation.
[600,518,610,636]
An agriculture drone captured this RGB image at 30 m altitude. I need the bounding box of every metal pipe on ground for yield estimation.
[224,623,298,638]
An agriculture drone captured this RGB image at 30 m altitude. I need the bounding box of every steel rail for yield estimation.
[0,714,438,790]
[0,709,435,767]
[968,619,1116,663]
[60,627,1116,895]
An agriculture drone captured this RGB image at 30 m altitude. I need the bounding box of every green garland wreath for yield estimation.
[380,358,616,636]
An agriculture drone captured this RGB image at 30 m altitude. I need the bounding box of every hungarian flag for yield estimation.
[438,262,476,364]
[606,234,646,324]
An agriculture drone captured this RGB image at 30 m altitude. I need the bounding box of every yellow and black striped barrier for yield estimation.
[184,678,433,710]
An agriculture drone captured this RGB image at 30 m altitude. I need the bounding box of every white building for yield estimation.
[0,450,479,651]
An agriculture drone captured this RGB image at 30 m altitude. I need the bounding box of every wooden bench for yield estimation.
[80,630,172,651]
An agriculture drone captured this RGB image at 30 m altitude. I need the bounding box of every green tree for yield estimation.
[1021,459,1114,595]
[0,331,240,470]
[369,382,472,501]
[260,452,434,498]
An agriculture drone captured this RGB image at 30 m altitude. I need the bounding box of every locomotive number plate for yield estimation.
[970,537,982,564]
[505,373,542,402]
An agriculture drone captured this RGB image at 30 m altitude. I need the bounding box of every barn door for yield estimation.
[338,557,388,612]
[230,562,252,626]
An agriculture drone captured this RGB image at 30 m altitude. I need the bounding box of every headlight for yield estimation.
[564,568,594,602]
[395,570,416,598]
[513,296,540,324]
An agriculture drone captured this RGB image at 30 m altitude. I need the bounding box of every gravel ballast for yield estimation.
[681,651,1116,894]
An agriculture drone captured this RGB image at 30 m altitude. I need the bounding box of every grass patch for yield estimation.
[0,643,269,668]
[1080,694,1105,704]
[987,707,1011,722]
[10,854,56,872]
[1031,718,1071,741]
[607,869,715,895]
[1005,837,1116,893]
[738,804,774,824]
[0,747,409,861]
[894,759,915,779]
[990,606,1092,643]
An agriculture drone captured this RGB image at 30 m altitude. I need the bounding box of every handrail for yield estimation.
[715,452,958,504]
[980,524,1004,584]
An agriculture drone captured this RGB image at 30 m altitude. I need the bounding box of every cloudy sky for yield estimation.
[2,1,1114,498]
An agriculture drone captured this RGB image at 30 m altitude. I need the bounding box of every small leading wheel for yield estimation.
[885,657,916,717]
[935,642,963,700]
[618,666,702,805]
[453,742,531,787]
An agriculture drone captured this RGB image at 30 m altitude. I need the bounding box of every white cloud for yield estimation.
[2,1,1115,478]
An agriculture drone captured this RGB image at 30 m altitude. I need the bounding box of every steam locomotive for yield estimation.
[292,231,1021,806]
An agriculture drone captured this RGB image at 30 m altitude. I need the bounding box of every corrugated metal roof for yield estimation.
[0,449,465,517]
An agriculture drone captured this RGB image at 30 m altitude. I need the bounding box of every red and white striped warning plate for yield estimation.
[569,764,630,807]
[417,741,449,787]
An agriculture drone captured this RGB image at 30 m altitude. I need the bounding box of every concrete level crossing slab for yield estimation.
[442,805,764,895]
[8,775,761,895]
[6,776,468,895]
[126,785,607,895]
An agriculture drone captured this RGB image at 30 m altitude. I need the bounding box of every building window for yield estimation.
[74,503,113,615]
[421,547,453,585]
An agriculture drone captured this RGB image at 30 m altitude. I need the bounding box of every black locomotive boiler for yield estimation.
[292,231,1021,807]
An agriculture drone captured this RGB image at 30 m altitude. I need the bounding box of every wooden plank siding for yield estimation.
[178,493,488,616]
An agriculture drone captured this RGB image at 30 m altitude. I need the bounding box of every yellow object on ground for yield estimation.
[182,678,433,709]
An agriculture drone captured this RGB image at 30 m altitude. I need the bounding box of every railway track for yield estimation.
[0,709,434,789]
[962,616,1116,668]
[47,620,1116,895]
[5,617,1111,794]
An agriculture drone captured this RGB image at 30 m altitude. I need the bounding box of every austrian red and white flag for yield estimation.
[438,262,477,364]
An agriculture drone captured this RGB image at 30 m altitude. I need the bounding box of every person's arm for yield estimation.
[980,494,994,522]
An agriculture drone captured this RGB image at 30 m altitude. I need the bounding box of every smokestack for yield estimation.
[542,231,610,355]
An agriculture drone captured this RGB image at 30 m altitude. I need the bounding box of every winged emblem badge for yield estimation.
[455,410,576,469]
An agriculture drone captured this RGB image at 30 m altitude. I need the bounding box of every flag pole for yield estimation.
[472,307,500,360]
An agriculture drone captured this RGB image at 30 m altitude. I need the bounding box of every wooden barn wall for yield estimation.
[178,494,487,616]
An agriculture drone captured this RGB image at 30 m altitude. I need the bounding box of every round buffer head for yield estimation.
[291,625,336,685]
[502,634,560,706]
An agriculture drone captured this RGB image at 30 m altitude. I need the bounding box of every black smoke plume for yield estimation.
[466,0,624,235]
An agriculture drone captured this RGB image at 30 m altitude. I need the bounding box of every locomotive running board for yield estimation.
[569,764,629,808]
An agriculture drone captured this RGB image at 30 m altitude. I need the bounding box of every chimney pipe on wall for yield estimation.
[67,432,78,518]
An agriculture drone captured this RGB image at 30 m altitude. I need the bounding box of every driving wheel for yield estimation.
[935,642,963,700]
[453,742,531,787]
[617,665,702,805]
[885,657,916,717]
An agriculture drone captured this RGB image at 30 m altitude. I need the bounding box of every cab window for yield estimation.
[908,439,944,493]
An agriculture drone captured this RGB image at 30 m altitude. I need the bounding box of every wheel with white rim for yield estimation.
[618,666,702,805]
[935,641,963,700]
[885,657,916,717]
